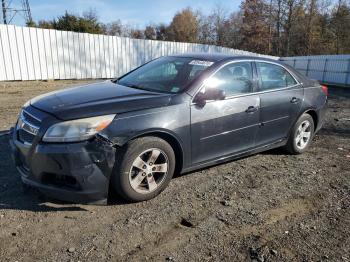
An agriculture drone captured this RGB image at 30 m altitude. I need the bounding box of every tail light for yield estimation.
[321,85,328,96]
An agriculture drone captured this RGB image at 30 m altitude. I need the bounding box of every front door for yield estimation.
[191,61,260,165]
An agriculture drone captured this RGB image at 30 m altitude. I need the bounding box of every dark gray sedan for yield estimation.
[10,53,327,203]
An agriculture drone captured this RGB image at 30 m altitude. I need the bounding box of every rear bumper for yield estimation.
[10,128,116,205]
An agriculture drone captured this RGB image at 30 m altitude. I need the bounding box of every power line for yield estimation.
[21,0,32,23]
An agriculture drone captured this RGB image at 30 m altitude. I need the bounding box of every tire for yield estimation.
[21,182,32,194]
[285,113,315,154]
[111,136,176,202]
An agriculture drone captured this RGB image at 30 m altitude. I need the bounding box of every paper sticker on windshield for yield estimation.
[189,60,214,67]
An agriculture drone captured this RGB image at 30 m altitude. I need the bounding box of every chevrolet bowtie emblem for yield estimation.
[18,116,39,136]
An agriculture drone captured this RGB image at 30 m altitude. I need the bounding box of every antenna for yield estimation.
[1,0,32,25]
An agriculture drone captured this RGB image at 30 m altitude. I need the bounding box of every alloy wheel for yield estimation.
[295,120,312,150]
[128,148,169,194]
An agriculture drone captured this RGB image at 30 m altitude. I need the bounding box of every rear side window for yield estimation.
[203,62,254,96]
[257,62,297,91]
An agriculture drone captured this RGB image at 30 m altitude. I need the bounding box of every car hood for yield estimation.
[30,81,174,120]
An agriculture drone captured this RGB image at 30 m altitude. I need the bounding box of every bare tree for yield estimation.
[305,0,318,55]
[144,25,157,40]
[240,0,270,53]
[330,0,350,54]
[197,11,215,44]
[209,4,228,46]
[283,0,297,56]
[155,24,168,40]
[105,20,123,36]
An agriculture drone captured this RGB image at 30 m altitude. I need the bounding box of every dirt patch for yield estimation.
[265,198,313,225]
[0,80,94,130]
[0,81,349,261]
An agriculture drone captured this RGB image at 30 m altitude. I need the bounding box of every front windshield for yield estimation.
[117,56,215,93]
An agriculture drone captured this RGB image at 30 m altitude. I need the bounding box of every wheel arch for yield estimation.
[286,108,318,140]
[121,130,185,175]
[303,108,318,129]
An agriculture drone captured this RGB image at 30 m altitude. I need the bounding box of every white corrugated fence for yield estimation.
[281,55,350,87]
[1,24,349,86]
[0,24,276,81]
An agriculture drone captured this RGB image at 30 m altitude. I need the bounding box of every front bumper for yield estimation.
[9,128,116,205]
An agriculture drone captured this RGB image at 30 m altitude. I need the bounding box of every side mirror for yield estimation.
[193,88,226,106]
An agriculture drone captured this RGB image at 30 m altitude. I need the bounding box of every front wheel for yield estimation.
[111,137,176,202]
[285,113,314,154]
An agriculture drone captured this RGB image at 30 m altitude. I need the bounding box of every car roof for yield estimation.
[170,52,279,63]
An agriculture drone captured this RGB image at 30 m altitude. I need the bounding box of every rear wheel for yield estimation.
[285,113,314,154]
[112,137,175,202]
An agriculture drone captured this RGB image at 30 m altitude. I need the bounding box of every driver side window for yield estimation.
[203,62,254,97]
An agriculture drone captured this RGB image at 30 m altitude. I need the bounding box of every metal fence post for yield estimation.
[346,58,350,86]
[322,58,328,83]
[306,59,310,77]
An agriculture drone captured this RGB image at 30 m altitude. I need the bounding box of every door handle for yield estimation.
[245,106,258,113]
[290,97,300,104]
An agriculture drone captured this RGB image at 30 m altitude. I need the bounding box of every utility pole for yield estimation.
[1,0,32,25]
[21,0,32,24]
[2,0,7,24]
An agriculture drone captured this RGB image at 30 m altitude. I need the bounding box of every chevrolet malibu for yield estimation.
[10,54,327,204]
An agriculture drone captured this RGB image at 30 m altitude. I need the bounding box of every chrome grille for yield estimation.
[18,129,35,144]
[22,110,41,127]
[17,110,41,145]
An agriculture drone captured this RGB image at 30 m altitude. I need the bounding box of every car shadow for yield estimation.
[328,86,350,98]
[319,127,350,137]
[174,146,288,180]
[261,147,287,155]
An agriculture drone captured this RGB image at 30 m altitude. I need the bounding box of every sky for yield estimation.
[3,0,241,28]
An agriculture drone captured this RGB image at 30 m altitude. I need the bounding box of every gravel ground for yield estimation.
[0,81,349,262]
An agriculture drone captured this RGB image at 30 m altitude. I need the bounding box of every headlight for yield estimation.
[43,114,115,142]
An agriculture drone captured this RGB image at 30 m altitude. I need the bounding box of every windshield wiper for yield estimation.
[118,82,152,92]
[124,83,145,90]
[118,82,172,94]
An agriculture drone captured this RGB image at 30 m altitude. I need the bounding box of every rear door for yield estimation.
[191,61,260,165]
[254,61,303,146]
